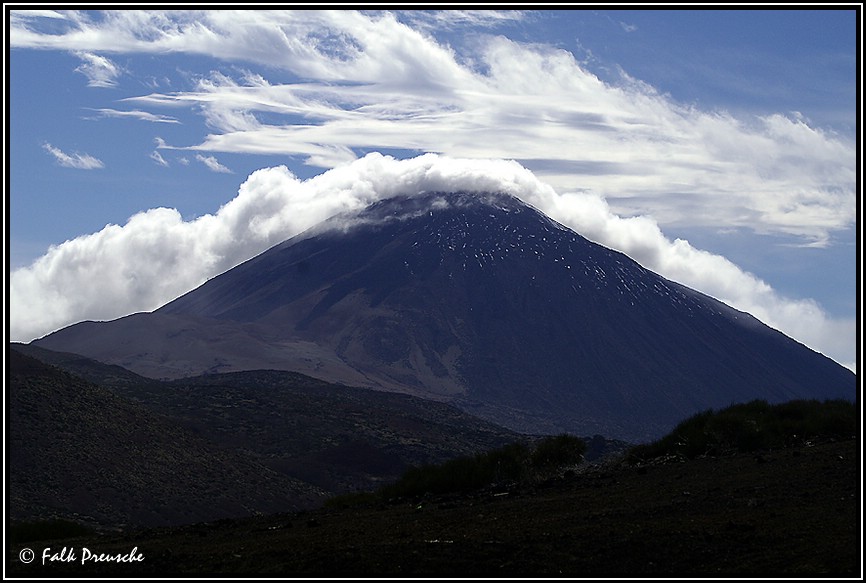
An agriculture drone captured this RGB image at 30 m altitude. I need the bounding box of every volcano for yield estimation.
[34,192,856,441]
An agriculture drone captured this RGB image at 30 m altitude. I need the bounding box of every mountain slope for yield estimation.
[7,348,325,528]
[10,344,528,497]
[34,192,856,441]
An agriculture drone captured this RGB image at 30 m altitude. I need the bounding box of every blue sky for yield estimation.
[6,8,859,370]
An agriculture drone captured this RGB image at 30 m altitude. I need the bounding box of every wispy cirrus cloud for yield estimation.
[401,9,527,31]
[27,9,844,244]
[9,9,67,21]
[73,51,122,87]
[42,143,104,169]
[150,150,169,167]
[89,108,180,123]
[195,154,232,174]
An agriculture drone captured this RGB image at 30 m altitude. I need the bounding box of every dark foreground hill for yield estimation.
[7,349,325,528]
[34,191,856,442]
[8,437,860,577]
[7,345,535,528]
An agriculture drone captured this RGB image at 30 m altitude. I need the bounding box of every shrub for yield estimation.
[530,434,587,470]
[380,442,531,499]
[374,435,587,500]
[626,398,858,463]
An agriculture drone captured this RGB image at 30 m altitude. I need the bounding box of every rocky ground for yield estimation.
[7,436,860,578]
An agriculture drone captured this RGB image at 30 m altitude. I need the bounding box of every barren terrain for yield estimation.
[8,437,860,578]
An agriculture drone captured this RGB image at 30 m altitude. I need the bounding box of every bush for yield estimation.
[626,398,858,463]
[530,434,587,470]
[375,435,587,500]
[380,442,531,499]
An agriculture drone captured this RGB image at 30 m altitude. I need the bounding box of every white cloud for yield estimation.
[195,154,232,174]
[10,9,68,20]
[9,153,855,371]
[403,9,526,32]
[90,108,180,123]
[73,51,122,87]
[150,150,169,167]
[42,143,104,169]
[68,10,849,244]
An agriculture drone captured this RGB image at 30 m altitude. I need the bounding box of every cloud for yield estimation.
[90,108,180,123]
[195,154,232,173]
[73,51,122,87]
[42,143,104,169]
[10,9,68,20]
[10,11,853,241]
[57,9,847,244]
[150,150,169,167]
[9,153,855,371]
[403,9,526,31]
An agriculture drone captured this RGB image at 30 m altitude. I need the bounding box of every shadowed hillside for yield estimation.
[8,346,858,577]
[8,345,533,527]
[7,349,324,528]
[8,429,859,577]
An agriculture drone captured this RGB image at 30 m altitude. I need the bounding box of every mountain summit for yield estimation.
[35,192,856,440]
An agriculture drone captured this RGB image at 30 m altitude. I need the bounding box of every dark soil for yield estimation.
[7,437,860,578]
